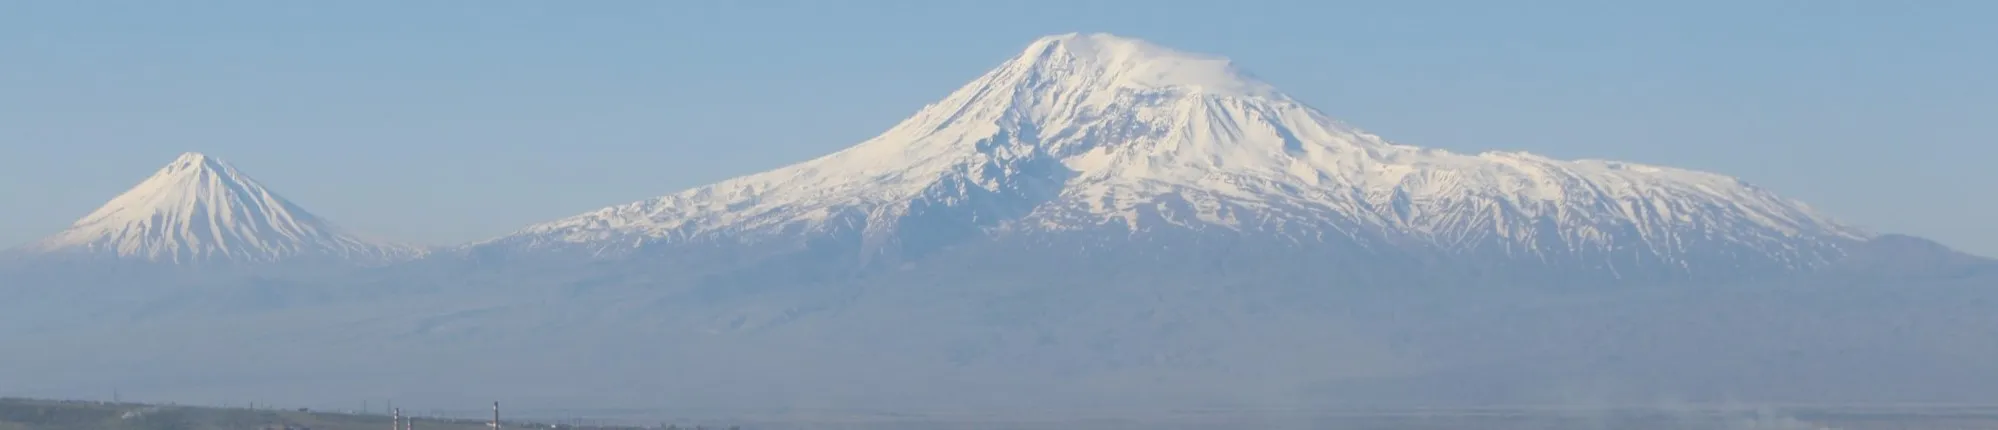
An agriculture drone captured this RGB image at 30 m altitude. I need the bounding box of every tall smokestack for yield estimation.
[393,408,401,430]
[491,401,500,430]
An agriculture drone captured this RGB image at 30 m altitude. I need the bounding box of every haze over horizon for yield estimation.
[4,0,1995,256]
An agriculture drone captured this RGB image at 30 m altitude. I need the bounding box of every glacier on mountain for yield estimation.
[477,33,1866,282]
[19,152,424,266]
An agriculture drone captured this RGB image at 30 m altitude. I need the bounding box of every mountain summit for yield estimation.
[1009,32,1277,97]
[22,152,422,266]
[476,33,1871,284]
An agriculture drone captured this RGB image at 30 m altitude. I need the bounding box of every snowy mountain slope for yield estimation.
[473,33,1869,282]
[18,152,424,266]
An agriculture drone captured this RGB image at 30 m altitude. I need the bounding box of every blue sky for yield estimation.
[3,1,1994,255]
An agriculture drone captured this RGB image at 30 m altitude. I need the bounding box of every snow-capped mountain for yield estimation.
[473,33,1870,283]
[17,152,423,267]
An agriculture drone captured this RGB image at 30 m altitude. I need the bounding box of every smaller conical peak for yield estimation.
[1011,32,1275,97]
[64,151,297,233]
[29,151,423,265]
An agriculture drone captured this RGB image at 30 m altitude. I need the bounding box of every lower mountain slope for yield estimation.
[4,262,1996,415]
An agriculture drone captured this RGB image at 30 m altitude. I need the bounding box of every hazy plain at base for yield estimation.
[3,261,1995,421]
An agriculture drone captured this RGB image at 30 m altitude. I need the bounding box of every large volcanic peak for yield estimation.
[478,33,1867,283]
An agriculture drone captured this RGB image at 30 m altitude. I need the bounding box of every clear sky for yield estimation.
[3,1,1994,256]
